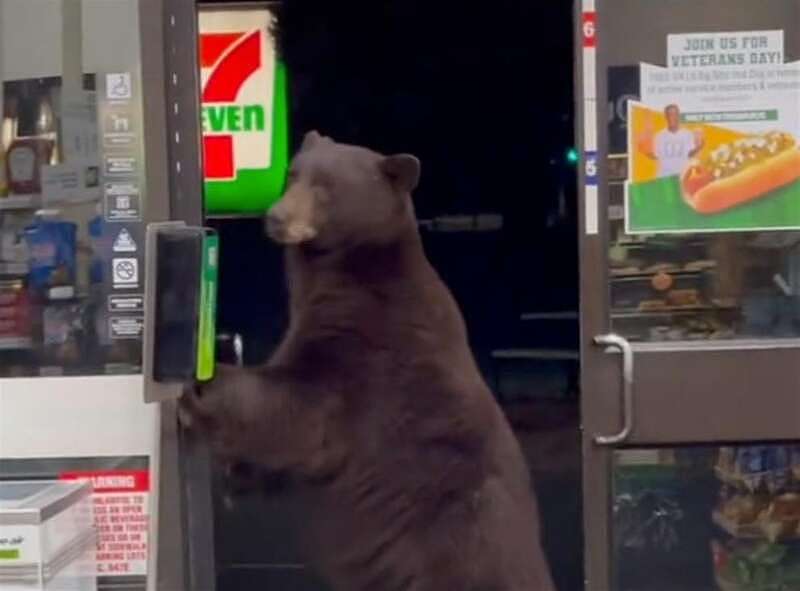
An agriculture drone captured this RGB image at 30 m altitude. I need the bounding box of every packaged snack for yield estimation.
[24,213,77,293]
[721,494,766,525]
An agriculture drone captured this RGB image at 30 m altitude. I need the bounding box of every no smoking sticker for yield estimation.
[112,258,139,288]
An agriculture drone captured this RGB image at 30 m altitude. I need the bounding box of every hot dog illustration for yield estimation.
[681,131,800,214]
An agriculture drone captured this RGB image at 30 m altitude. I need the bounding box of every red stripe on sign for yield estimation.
[200,32,246,68]
[202,31,261,102]
[204,135,235,179]
[60,470,150,493]
[582,12,597,48]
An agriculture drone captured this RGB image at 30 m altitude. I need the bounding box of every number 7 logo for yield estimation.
[200,31,262,180]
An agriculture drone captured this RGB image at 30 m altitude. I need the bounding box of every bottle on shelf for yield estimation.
[0,144,7,197]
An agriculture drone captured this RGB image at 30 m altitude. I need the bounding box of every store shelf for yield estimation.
[612,305,739,319]
[0,336,33,350]
[0,193,99,211]
[0,262,28,276]
[611,269,711,282]
[0,195,41,210]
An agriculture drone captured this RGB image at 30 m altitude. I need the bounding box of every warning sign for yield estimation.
[59,469,150,577]
[113,228,138,253]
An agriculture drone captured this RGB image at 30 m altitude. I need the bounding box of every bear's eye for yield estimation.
[311,171,336,190]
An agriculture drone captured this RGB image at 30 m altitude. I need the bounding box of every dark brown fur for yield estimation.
[180,133,555,591]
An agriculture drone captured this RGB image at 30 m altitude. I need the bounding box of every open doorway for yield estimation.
[208,1,582,589]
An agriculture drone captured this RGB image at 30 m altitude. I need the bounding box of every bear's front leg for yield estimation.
[179,364,338,476]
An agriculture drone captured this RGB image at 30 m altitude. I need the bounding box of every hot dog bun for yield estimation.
[683,148,800,214]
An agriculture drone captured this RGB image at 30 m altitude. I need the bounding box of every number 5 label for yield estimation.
[585,152,598,186]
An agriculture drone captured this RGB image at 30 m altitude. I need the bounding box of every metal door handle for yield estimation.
[593,333,634,446]
[233,334,244,367]
[216,333,245,367]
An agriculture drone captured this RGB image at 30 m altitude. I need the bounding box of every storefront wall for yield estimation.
[580,1,800,590]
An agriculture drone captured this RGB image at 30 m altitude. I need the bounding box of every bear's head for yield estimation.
[266,131,421,251]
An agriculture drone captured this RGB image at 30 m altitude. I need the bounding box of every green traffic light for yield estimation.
[566,148,579,164]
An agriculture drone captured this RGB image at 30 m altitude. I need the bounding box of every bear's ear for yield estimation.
[301,130,323,151]
[380,154,421,193]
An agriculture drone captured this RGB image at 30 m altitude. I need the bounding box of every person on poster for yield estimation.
[639,104,704,178]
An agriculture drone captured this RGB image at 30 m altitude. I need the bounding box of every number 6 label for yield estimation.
[582,13,597,48]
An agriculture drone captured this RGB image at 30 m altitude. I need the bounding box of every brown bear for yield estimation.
[179,131,555,591]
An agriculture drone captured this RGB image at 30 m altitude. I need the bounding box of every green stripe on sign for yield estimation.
[0,549,20,560]
[682,110,778,123]
[196,232,219,382]
[628,177,800,233]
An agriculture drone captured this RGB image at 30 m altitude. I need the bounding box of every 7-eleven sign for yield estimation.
[199,9,276,181]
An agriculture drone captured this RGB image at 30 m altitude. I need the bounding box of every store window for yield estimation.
[606,0,800,343]
[0,0,147,377]
[614,445,800,591]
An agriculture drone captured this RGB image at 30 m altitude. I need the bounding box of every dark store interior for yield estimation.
[208,1,583,590]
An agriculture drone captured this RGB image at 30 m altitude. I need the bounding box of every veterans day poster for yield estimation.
[625,30,800,234]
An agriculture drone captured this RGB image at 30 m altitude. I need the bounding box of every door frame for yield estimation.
[575,1,800,589]
[140,0,216,589]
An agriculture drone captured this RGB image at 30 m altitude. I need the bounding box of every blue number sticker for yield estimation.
[585,151,598,186]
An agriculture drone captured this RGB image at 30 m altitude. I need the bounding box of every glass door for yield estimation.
[0,1,206,590]
[578,1,800,590]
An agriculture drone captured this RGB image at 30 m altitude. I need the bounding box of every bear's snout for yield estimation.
[266,186,318,245]
[266,210,318,245]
